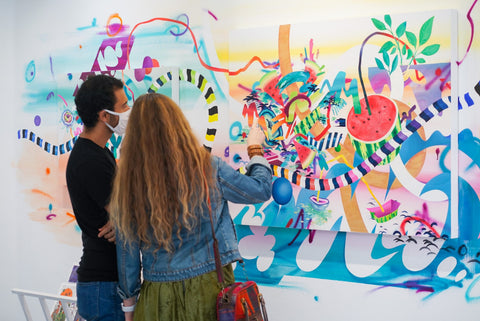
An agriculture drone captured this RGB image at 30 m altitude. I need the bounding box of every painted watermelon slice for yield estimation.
[347,95,398,143]
[260,70,284,106]
[304,59,324,83]
[294,140,316,169]
[346,94,401,165]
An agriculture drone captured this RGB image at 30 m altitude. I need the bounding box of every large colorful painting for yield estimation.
[227,10,478,240]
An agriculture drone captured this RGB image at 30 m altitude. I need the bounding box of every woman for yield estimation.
[109,93,272,321]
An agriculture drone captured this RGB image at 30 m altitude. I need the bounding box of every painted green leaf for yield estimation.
[419,17,434,46]
[396,22,407,38]
[406,31,417,47]
[402,44,407,55]
[384,14,392,27]
[391,55,399,73]
[375,58,385,70]
[390,47,396,55]
[383,50,390,66]
[415,57,426,63]
[379,41,394,53]
[421,44,440,56]
[372,18,387,31]
[407,48,413,59]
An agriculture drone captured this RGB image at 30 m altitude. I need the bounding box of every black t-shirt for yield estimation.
[66,137,117,282]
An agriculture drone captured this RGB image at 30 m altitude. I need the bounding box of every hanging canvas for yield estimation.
[228,10,464,238]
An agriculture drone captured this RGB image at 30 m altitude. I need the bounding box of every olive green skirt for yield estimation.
[133,264,235,321]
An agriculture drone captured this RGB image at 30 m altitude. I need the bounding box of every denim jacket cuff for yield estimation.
[246,155,272,174]
[117,285,141,301]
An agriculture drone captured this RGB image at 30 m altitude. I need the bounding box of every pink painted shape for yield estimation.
[367,199,400,218]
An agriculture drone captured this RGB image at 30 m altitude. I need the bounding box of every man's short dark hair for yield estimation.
[74,74,124,128]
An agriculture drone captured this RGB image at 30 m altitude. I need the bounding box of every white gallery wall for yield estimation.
[2,0,480,320]
[0,0,19,319]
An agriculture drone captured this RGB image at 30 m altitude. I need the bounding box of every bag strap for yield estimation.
[205,180,225,285]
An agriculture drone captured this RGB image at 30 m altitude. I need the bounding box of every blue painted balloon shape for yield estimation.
[272,177,293,205]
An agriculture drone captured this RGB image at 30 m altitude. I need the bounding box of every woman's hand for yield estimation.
[247,118,265,147]
[98,221,116,243]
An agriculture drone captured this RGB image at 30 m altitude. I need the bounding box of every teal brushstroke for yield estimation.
[318,71,361,114]
[233,225,478,301]
[275,71,311,91]
[331,216,343,231]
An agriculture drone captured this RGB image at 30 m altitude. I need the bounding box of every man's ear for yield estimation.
[98,109,109,122]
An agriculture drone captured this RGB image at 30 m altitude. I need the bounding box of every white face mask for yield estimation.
[103,108,131,136]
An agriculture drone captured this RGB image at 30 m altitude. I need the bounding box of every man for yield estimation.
[66,74,131,321]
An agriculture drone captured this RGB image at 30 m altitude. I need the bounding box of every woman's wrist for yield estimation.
[121,302,136,312]
[247,144,264,158]
[121,296,137,313]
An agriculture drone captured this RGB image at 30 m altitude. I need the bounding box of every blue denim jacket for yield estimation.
[116,155,272,299]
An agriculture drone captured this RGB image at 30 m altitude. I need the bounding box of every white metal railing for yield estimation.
[11,288,78,321]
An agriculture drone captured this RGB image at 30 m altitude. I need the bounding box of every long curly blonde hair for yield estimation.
[109,93,215,252]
